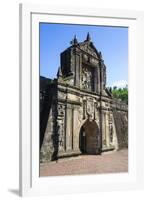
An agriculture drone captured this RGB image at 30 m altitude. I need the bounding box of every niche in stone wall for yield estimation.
[81,65,95,91]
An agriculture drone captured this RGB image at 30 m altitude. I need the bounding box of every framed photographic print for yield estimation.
[19,3,144,196]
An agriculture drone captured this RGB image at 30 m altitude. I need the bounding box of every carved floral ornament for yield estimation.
[58,104,65,116]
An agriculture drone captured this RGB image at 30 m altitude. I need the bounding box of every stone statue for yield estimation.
[82,67,92,90]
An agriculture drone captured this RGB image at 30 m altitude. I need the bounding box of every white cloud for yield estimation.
[111,80,128,88]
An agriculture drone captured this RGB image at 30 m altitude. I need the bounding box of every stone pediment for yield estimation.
[79,42,99,59]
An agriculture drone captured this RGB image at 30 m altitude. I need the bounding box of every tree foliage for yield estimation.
[108,85,128,104]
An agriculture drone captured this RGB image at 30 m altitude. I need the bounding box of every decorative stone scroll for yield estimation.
[57,104,65,149]
[86,97,95,120]
[78,107,83,122]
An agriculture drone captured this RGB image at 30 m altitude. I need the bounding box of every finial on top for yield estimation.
[70,35,78,45]
[86,32,91,42]
[73,34,78,44]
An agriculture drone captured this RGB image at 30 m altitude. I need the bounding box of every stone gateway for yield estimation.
[40,33,128,163]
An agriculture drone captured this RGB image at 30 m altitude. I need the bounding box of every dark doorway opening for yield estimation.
[79,120,100,154]
[79,127,87,154]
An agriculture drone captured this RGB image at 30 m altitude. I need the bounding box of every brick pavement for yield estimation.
[40,149,128,177]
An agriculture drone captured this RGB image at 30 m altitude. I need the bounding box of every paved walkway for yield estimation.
[40,149,128,177]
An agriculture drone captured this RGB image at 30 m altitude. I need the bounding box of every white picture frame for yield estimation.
[19,3,144,197]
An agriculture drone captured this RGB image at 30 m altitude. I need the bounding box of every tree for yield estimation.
[111,86,128,104]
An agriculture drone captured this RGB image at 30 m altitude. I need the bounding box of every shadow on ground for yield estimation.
[8,189,19,196]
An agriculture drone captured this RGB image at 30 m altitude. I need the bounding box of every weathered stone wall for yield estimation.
[112,100,128,149]
[113,110,128,149]
[40,81,58,163]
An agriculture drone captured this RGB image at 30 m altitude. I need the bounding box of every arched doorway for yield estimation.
[79,120,99,154]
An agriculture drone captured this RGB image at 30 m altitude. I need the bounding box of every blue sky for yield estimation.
[40,23,128,88]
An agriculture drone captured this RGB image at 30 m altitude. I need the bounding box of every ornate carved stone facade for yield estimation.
[40,33,128,163]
